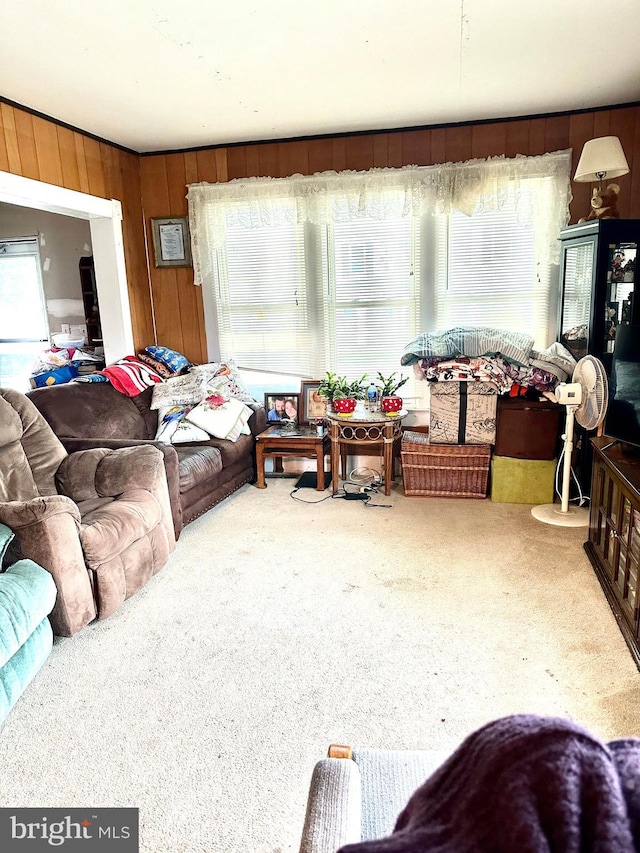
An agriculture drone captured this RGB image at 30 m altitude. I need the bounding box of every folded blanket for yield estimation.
[98,357,163,397]
[401,327,535,367]
[339,714,640,853]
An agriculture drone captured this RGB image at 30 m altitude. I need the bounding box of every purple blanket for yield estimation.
[339,715,640,852]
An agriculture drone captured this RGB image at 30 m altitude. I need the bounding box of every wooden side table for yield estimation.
[255,425,330,491]
[327,409,407,496]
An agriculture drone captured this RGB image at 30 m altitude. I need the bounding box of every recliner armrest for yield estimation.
[59,437,182,538]
[57,446,166,499]
[298,758,361,853]
[0,497,95,637]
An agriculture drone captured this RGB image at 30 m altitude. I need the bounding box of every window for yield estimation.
[432,183,556,346]
[189,152,572,406]
[0,236,48,391]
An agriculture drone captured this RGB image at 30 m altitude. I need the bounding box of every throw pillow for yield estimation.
[145,345,190,374]
[185,395,252,442]
[136,351,174,379]
[150,371,208,410]
[155,405,210,444]
[189,359,256,404]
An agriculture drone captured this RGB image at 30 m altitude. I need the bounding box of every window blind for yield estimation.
[214,221,313,375]
[433,187,552,349]
[322,216,419,382]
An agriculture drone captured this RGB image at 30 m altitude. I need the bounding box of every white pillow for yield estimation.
[189,359,256,404]
[184,396,252,442]
[155,405,210,444]
[151,372,208,410]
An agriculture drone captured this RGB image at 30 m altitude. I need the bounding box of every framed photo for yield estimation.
[300,380,326,424]
[151,216,192,268]
[264,392,300,423]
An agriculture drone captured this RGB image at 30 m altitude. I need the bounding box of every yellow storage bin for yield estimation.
[490,455,557,504]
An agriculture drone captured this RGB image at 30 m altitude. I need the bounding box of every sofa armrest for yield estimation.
[299,758,361,853]
[0,497,96,637]
[249,406,268,438]
[59,437,182,539]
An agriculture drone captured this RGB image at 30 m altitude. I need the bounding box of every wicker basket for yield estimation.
[401,432,491,498]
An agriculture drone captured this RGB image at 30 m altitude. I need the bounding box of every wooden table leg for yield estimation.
[331,424,340,493]
[383,429,394,496]
[256,443,266,488]
[315,446,325,491]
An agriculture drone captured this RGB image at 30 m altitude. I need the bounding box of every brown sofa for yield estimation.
[27,382,267,539]
[0,388,176,636]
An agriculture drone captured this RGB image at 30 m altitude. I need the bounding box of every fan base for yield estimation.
[531,503,590,528]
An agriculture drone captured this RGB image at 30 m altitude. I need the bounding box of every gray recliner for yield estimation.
[0,388,176,637]
[298,745,448,852]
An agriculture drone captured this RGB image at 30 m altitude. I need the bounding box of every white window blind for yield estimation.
[433,187,552,349]
[322,216,419,380]
[560,241,595,334]
[0,237,48,342]
[214,221,313,375]
[0,237,48,390]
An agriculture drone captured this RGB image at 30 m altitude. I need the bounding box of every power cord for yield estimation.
[289,482,391,508]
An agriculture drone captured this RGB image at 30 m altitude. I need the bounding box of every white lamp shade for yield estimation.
[574,136,630,182]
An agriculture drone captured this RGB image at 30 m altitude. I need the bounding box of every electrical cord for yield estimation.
[290,482,391,508]
[554,444,589,507]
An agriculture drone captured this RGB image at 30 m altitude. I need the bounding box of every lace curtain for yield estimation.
[187,149,572,286]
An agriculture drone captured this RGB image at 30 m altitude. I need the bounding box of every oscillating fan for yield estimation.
[531,354,608,527]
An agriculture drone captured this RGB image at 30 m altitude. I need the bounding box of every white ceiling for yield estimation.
[2,0,640,154]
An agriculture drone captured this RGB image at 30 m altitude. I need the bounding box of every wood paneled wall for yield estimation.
[141,105,640,364]
[0,102,155,352]
[3,100,640,365]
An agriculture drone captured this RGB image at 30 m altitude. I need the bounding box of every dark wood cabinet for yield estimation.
[558,220,640,491]
[558,219,640,373]
[585,436,640,669]
[79,256,102,347]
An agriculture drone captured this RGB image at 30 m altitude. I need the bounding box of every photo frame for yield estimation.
[300,380,326,424]
[264,392,300,424]
[151,216,192,268]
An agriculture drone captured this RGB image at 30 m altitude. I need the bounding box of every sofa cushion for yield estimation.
[175,446,223,494]
[201,433,254,469]
[79,490,162,567]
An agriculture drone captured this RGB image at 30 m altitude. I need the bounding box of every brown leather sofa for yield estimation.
[0,388,175,636]
[27,382,267,539]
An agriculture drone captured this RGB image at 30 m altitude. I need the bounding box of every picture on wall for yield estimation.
[151,216,193,268]
[264,393,300,423]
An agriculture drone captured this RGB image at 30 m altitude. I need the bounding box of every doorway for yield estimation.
[0,170,134,368]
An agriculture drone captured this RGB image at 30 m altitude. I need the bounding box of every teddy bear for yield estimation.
[578,183,621,222]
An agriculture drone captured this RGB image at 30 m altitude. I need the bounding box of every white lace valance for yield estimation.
[187,150,572,285]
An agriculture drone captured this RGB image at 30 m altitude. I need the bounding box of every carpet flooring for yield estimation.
[1,478,639,852]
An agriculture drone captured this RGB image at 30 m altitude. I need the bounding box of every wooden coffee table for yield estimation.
[255,424,330,490]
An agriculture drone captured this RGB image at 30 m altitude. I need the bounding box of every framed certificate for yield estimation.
[151,217,193,268]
